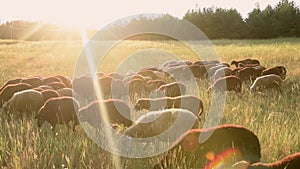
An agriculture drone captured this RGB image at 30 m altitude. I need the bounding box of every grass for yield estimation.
[0,38,300,168]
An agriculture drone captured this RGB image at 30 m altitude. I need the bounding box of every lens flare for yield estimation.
[203,148,243,169]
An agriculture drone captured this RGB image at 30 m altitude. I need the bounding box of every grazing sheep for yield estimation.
[41,89,60,102]
[138,70,159,80]
[110,79,126,99]
[232,152,300,169]
[55,88,77,97]
[261,66,287,80]
[134,97,173,111]
[34,85,53,90]
[106,72,124,80]
[213,67,232,81]
[231,59,260,67]
[0,78,22,93]
[173,95,204,117]
[124,109,200,138]
[194,60,220,66]
[207,65,228,78]
[207,76,242,93]
[250,74,283,93]
[43,76,62,84]
[127,79,147,102]
[158,82,186,97]
[20,77,44,87]
[146,80,166,92]
[154,124,261,169]
[47,82,67,90]
[0,83,32,107]
[237,67,261,82]
[78,99,132,128]
[188,64,209,79]
[36,96,79,130]
[3,89,44,114]
[134,95,203,117]
[72,74,95,100]
[54,75,72,88]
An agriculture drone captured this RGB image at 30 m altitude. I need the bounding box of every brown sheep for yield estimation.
[0,83,32,107]
[0,78,22,93]
[231,59,260,67]
[137,70,159,80]
[127,79,147,102]
[43,76,63,84]
[250,74,283,93]
[173,95,204,117]
[47,82,67,90]
[158,82,186,97]
[35,96,79,130]
[261,66,287,80]
[54,75,72,88]
[3,89,44,115]
[207,76,242,93]
[154,124,261,169]
[232,152,300,169]
[146,80,166,92]
[41,89,60,102]
[188,64,209,79]
[134,97,173,111]
[72,74,95,100]
[20,77,44,87]
[78,99,132,128]
[56,88,78,97]
[106,72,124,80]
[237,67,262,82]
[124,109,200,138]
[194,60,220,66]
[98,76,113,99]
[213,67,232,81]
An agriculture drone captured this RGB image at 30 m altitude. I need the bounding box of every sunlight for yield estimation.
[20,22,45,40]
[79,27,122,168]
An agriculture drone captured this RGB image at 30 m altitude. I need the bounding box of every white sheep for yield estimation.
[3,89,44,114]
[124,108,199,139]
[250,74,283,93]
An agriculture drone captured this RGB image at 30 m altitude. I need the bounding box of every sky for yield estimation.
[0,0,300,29]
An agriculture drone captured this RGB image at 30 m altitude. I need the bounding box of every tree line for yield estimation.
[0,0,299,40]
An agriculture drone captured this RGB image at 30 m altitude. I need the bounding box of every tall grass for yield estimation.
[0,38,299,168]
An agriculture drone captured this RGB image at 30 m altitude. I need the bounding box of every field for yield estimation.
[0,38,300,168]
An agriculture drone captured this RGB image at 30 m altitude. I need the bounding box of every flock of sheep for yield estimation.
[0,57,297,168]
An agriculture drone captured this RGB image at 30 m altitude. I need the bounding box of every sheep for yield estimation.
[127,79,147,103]
[231,59,260,67]
[35,96,80,130]
[137,70,159,80]
[207,64,228,78]
[20,77,44,88]
[124,109,200,138]
[250,74,283,93]
[46,82,67,90]
[54,75,72,88]
[0,83,32,107]
[146,80,166,92]
[158,82,186,97]
[0,78,22,93]
[41,89,60,102]
[110,79,126,99]
[173,95,204,117]
[78,99,132,128]
[194,60,220,66]
[134,95,203,117]
[106,72,124,80]
[72,74,95,100]
[134,97,173,111]
[237,67,262,82]
[3,89,44,115]
[232,152,300,169]
[261,66,287,80]
[43,76,63,84]
[213,67,232,81]
[56,88,78,98]
[154,124,261,169]
[207,76,242,94]
[188,64,209,79]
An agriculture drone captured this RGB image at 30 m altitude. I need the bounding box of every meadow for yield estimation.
[0,38,300,168]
